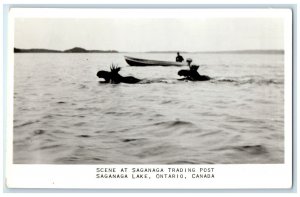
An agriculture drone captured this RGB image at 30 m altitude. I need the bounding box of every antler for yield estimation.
[110,64,121,73]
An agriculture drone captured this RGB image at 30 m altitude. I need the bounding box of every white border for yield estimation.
[11,8,291,18]
[6,8,293,189]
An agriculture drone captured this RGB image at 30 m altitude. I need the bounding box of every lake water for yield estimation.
[13,53,284,164]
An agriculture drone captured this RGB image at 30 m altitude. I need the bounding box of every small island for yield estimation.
[14,47,118,53]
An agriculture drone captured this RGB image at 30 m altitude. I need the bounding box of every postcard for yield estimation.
[5,7,293,189]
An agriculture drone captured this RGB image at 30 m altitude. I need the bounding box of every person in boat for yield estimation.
[178,64,210,81]
[97,64,141,84]
[176,52,184,62]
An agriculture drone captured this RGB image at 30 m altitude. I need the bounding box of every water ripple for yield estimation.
[14,120,40,128]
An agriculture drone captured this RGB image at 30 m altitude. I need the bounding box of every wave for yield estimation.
[77,134,91,138]
[233,145,268,155]
[152,120,195,128]
[14,120,40,128]
[213,144,268,155]
[39,144,63,150]
[167,160,199,164]
[98,75,283,85]
[33,129,46,135]
[135,78,177,84]
[212,76,283,85]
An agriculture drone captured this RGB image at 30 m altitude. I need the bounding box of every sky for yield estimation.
[14,17,284,52]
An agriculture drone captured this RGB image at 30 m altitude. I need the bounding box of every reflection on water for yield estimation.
[13,53,284,164]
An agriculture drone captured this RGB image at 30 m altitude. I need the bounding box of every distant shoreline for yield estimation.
[14,47,284,54]
[14,47,118,53]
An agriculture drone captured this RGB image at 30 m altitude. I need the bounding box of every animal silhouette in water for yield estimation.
[97,64,141,84]
[178,65,210,81]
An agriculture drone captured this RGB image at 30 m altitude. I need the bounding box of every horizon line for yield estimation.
[14,47,284,54]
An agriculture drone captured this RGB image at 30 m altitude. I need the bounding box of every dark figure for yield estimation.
[176,52,184,62]
[186,58,193,66]
[97,70,111,82]
[97,64,141,84]
[178,65,210,81]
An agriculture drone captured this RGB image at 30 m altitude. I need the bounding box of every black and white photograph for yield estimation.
[6,7,293,189]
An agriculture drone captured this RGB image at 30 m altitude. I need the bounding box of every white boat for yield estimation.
[124,56,187,67]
